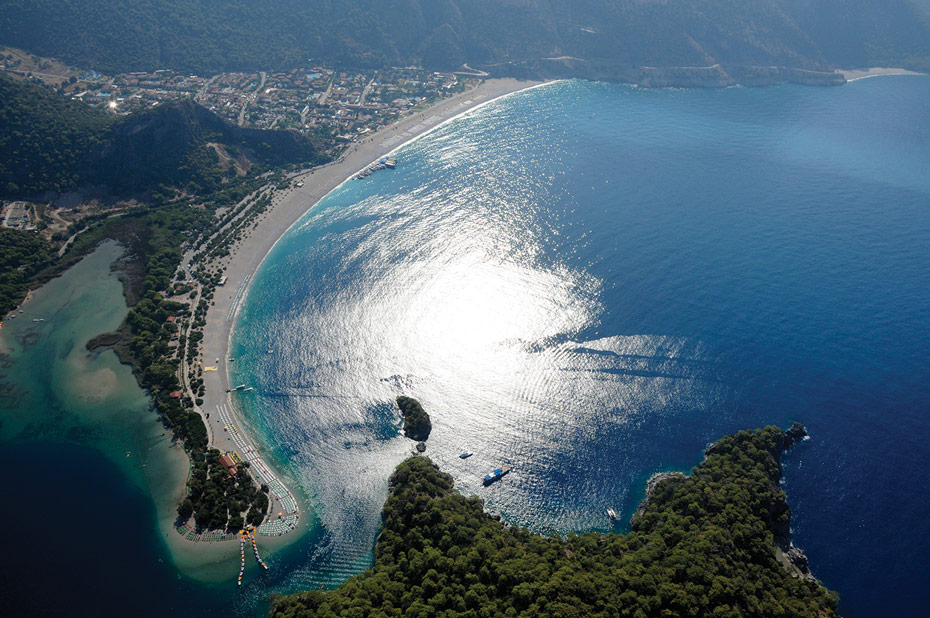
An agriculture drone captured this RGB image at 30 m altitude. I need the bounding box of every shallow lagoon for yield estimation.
[0,244,304,615]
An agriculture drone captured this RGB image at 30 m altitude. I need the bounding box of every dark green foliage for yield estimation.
[57,195,272,530]
[177,498,194,520]
[272,427,838,617]
[0,227,52,315]
[0,75,327,199]
[186,448,268,531]
[397,395,431,441]
[97,100,328,195]
[0,74,115,196]
[1,1,928,74]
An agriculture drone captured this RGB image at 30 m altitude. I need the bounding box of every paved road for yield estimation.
[360,75,375,105]
[317,77,334,105]
[195,75,219,103]
[238,71,267,127]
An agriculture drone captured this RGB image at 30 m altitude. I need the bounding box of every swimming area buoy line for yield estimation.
[237,526,269,587]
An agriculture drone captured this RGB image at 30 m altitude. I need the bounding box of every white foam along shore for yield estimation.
[190,77,552,555]
[840,67,925,81]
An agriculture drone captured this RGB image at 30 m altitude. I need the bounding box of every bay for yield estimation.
[2,76,928,617]
[232,77,930,616]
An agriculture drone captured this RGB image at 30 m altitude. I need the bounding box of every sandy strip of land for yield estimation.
[190,77,547,553]
[840,67,924,81]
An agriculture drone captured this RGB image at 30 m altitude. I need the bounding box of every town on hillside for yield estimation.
[0,45,470,236]
[1,45,464,145]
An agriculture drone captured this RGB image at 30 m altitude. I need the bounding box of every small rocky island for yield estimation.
[396,395,431,442]
[272,425,838,617]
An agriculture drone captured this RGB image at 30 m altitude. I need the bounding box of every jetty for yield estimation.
[354,156,397,180]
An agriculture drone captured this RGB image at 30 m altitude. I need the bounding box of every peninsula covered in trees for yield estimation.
[272,426,836,617]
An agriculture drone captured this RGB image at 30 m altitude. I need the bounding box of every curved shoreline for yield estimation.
[189,78,549,562]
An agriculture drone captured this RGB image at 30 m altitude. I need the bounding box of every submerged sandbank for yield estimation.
[0,243,296,583]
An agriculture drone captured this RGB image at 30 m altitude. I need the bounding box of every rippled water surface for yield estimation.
[232,78,930,616]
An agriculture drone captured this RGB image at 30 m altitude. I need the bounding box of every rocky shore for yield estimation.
[638,423,822,583]
[273,426,839,617]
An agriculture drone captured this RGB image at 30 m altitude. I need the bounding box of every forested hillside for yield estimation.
[0,75,328,199]
[272,426,838,618]
[0,228,53,315]
[1,1,928,76]
[0,74,115,195]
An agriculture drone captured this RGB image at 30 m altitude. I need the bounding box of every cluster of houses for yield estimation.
[62,65,462,148]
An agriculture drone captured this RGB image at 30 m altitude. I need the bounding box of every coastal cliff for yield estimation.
[272,425,837,617]
[633,422,818,582]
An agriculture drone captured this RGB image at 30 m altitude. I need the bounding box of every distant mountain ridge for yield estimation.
[1,1,928,79]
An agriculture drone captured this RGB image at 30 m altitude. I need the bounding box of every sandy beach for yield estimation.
[840,67,924,81]
[188,77,547,555]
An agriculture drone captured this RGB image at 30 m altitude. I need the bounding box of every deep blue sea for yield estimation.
[2,76,928,617]
[231,77,930,617]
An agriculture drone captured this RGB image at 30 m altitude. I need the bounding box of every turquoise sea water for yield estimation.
[231,77,930,616]
[0,244,299,616]
[2,77,928,617]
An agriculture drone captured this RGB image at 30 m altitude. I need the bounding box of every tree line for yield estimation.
[272,426,838,618]
[1,0,929,76]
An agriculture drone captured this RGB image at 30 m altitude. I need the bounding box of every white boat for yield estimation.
[607,508,617,520]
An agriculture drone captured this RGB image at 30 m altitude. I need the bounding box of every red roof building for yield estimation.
[218,454,238,476]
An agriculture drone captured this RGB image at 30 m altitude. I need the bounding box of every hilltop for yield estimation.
[0,74,327,200]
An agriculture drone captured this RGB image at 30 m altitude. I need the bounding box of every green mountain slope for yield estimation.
[272,426,838,618]
[1,1,928,76]
[0,75,115,195]
[0,228,53,315]
[780,0,930,70]
[0,75,327,198]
